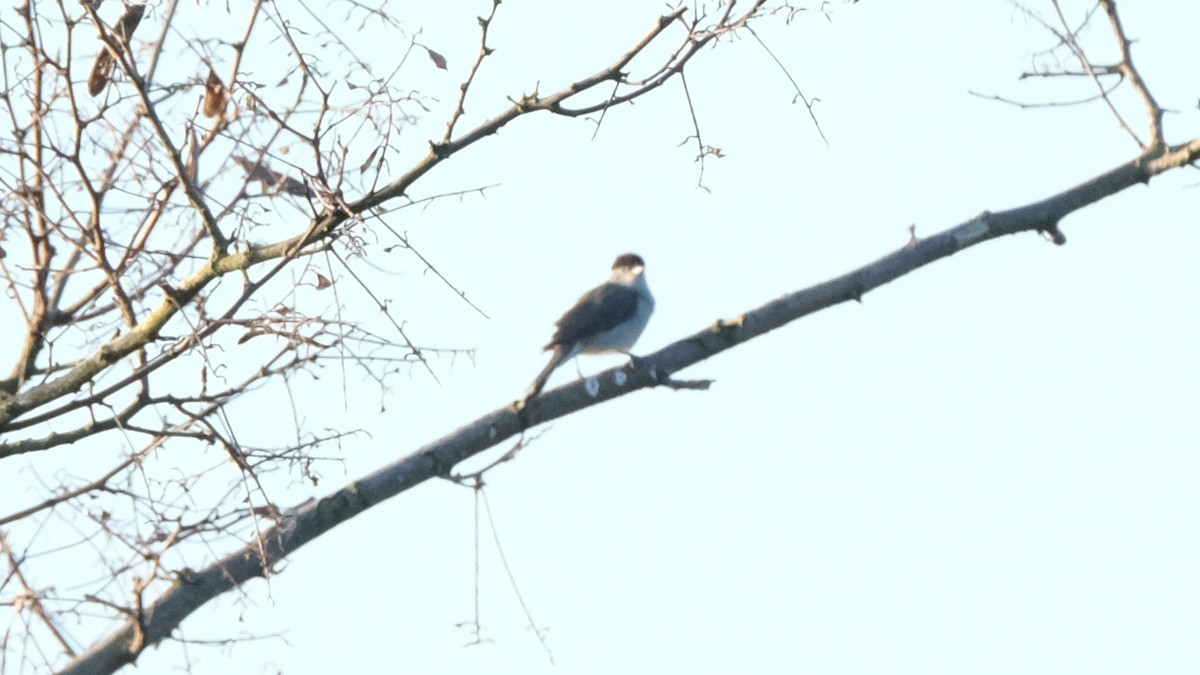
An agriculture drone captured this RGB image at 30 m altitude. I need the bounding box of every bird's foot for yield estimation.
[623,353,665,386]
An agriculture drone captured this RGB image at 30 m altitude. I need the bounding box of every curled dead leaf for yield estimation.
[185,128,199,182]
[232,155,308,197]
[203,69,229,118]
[88,3,146,97]
[425,46,448,70]
[359,147,378,173]
[88,50,114,97]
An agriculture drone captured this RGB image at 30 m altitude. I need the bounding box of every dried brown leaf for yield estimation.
[359,147,378,173]
[185,128,199,182]
[203,69,229,118]
[88,3,146,97]
[425,46,448,70]
[88,50,114,97]
[232,155,308,197]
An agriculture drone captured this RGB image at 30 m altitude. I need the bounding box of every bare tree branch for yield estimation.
[59,135,1200,675]
[1,2,1195,673]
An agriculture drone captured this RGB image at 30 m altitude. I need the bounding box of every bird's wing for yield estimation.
[547,282,639,350]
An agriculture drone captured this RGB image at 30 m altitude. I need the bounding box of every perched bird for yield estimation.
[524,253,655,403]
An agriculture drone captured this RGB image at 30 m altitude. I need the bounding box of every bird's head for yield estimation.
[609,253,645,285]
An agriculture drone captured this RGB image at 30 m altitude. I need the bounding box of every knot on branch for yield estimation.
[709,316,745,345]
[1042,224,1067,246]
[97,343,121,365]
[658,8,686,29]
[1135,142,1170,180]
[515,93,541,111]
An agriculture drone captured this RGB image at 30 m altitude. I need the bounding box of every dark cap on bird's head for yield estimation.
[612,253,645,270]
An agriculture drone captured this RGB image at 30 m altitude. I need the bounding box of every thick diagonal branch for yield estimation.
[59,136,1200,675]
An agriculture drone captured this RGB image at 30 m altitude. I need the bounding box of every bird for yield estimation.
[523,253,654,403]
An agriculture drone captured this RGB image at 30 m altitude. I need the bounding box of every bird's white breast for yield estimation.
[577,275,653,354]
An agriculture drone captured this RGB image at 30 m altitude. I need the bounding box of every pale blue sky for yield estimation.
[4,1,1198,673]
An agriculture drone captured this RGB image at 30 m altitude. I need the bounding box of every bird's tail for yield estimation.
[525,347,566,402]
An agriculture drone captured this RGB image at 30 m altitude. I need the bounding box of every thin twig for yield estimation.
[1097,0,1163,149]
